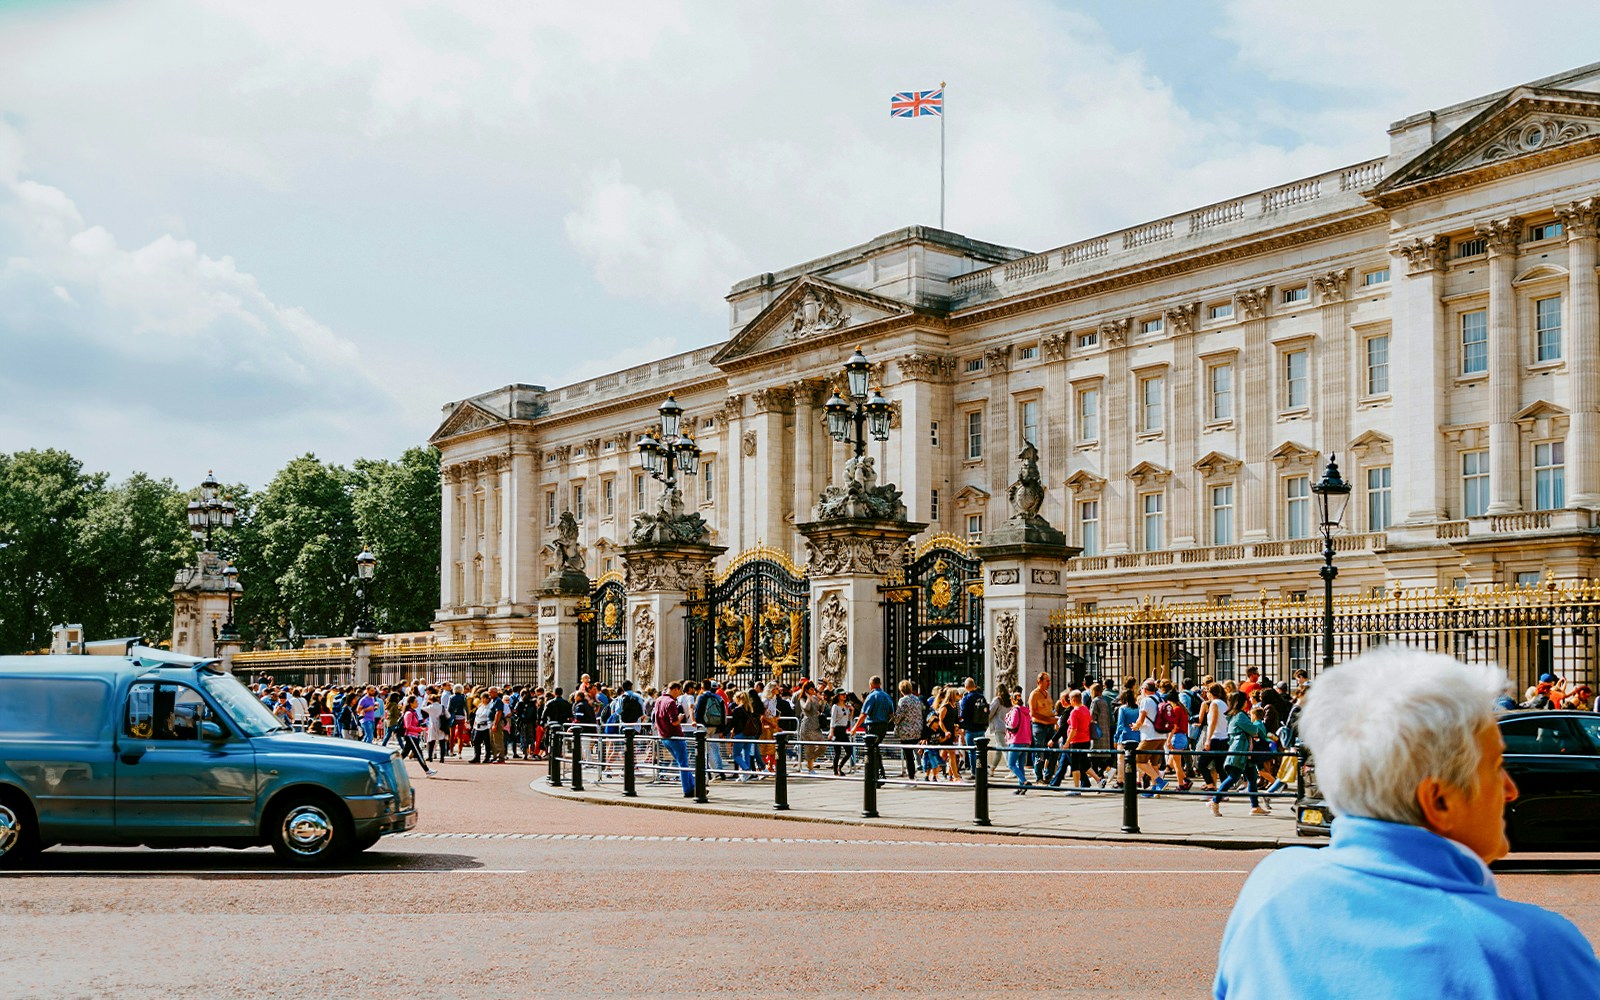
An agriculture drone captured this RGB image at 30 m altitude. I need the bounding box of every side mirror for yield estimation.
[200,721,227,742]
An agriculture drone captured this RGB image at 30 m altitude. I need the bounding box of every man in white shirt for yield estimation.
[288,688,310,731]
[1131,680,1168,792]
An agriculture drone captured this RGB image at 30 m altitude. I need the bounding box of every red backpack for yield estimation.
[1153,698,1178,734]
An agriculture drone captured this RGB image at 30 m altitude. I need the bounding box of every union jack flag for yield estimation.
[890,89,943,118]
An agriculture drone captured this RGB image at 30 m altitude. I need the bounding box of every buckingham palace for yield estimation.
[430,62,1600,688]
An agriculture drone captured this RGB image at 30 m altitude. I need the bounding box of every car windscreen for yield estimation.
[200,671,287,737]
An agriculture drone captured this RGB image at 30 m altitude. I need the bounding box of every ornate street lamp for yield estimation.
[354,545,377,636]
[637,395,700,493]
[824,347,892,458]
[219,563,241,642]
[186,469,237,551]
[1311,454,1352,674]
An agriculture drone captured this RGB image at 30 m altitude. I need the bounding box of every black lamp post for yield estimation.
[219,563,240,642]
[1311,454,1352,674]
[637,394,701,493]
[186,470,237,551]
[823,347,892,458]
[354,545,377,636]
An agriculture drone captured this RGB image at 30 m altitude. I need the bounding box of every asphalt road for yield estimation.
[4,757,1599,999]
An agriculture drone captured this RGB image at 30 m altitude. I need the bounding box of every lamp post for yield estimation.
[1311,454,1352,674]
[219,564,241,642]
[354,545,377,636]
[637,394,701,495]
[823,347,893,458]
[186,470,237,551]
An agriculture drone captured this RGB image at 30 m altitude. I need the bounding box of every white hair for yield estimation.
[1299,649,1504,827]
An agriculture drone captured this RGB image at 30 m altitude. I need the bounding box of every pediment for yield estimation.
[1514,263,1569,285]
[953,485,991,506]
[1064,470,1105,496]
[1347,430,1393,462]
[1192,451,1241,477]
[1125,461,1172,487]
[1375,88,1600,204]
[1268,440,1319,470]
[430,400,505,443]
[1515,399,1567,422]
[709,276,914,365]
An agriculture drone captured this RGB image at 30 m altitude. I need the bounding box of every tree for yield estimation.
[0,450,107,652]
[74,472,193,642]
[353,447,441,633]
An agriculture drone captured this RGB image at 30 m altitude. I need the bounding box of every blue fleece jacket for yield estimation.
[1215,814,1600,999]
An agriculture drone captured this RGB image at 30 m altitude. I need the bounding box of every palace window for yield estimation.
[1367,466,1392,531]
[1535,295,1563,362]
[1141,492,1165,551]
[1456,237,1487,258]
[602,478,615,519]
[966,513,984,543]
[1462,451,1490,517]
[930,421,940,447]
[1283,349,1309,409]
[1534,441,1566,511]
[1529,221,1564,242]
[1461,310,1488,374]
[702,460,715,504]
[1209,302,1233,320]
[1077,387,1099,442]
[1208,363,1233,421]
[930,489,939,520]
[1517,571,1543,588]
[1365,334,1390,395]
[966,410,983,460]
[1078,500,1100,556]
[1018,344,1039,360]
[1285,475,1311,539]
[545,490,556,527]
[1077,331,1098,349]
[474,492,485,537]
[964,357,985,374]
[1363,268,1390,286]
[1210,484,1234,546]
[1018,399,1040,447]
[1282,285,1308,304]
[1141,317,1163,335]
[634,473,646,512]
[572,484,586,519]
[1139,375,1165,434]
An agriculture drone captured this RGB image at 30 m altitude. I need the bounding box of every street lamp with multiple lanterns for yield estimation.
[637,395,701,494]
[823,348,892,457]
[353,545,377,636]
[186,470,236,551]
[1311,454,1353,674]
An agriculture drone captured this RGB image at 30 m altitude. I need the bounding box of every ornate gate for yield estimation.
[685,545,809,690]
[881,534,985,696]
[578,572,629,689]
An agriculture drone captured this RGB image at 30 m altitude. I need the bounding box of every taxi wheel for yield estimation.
[266,794,352,866]
[352,831,383,854]
[0,791,40,870]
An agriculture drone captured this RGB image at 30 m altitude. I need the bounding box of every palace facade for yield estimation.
[433,63,1600,640]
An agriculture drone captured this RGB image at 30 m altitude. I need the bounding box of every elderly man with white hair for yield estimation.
[1214,650,1600,999]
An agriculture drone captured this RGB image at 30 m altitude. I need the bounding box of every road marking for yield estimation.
[778,868,1250,875]
[3,869,526,877]
[387,832,1202,850]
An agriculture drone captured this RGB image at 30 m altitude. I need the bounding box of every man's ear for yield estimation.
[1416,776,1456,834]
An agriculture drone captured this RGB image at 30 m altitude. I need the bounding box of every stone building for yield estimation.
[433,63,1600,641]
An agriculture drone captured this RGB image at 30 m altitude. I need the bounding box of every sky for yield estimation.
[1,0,1597,489]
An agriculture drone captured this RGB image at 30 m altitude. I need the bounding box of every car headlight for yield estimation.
[368,762,396,796]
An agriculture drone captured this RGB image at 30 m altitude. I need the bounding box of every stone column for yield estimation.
[439,464,458,611]
[1167,304,1199,547]
[537,560,590,693]
[1480,217,1524,514]
[751,386,792,547]
[622,543,726,691]
[798,517,926,693]
[1236,289,1272,540]
[169,550,235,658]
[895,353,950,525]
[1392,237,1449,522]
[1559,201,1600,507]
[462,461,481,606]
[792,380,817,532]
[1101,320,1132,552]
[1314,269,1353,458]
[507,446,538,620]
[349,637,373,687]
[1041,333,1071,529]
[723,394,747,553]
[984,345,1013,532]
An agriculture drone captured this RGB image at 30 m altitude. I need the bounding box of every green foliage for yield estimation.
[353,447,441,633]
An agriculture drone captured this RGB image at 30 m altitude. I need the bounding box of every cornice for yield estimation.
[534,374,728,430]
[1371,132,1600,208]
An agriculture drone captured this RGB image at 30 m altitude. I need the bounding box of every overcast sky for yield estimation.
[1,0,1596,489]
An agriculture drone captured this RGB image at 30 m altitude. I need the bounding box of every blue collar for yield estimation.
[1327,815,1496,894]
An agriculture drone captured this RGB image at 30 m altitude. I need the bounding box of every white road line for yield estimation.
[778,869,1249,875]
[387,832,1202,850]
[3,869,527,877]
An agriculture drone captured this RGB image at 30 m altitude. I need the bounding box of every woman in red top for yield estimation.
[1047,690,1095,791]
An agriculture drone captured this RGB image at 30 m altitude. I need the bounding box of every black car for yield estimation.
[1296,710,1600,851]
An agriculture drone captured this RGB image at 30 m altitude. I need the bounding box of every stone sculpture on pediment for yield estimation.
[789,287,849,340]
[993,611,1020,693]
[543,512,586,575]
[812,455,907,522]
[628,485,710,546]
[816,593,848,689]
[631,607,656,689]
[804,532,909,577]
[742,430,758,457]
[1478,117,1591,163]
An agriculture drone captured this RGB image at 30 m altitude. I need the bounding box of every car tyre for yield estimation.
[0,791,40,870]
[266,794,352,867]
[352,830,383,854]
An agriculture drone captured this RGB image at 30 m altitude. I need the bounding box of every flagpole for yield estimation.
[939,80,946,229]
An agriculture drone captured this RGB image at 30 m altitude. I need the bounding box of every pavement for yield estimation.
[533,754,1308,848]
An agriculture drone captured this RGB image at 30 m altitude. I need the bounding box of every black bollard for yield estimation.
[1120,740,1140,834]
[973,735,991,827]
[569,725,585,792]
[547,727,563,787]
[1295,744,1308,806]
[623,728,637,798]
[774,733,790,811]
[694,728,709,803]
[862,734,880,818]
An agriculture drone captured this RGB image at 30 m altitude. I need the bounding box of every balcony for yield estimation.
[1064,532,1388,574]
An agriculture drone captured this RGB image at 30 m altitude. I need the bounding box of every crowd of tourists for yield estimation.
[246,660,1592,811]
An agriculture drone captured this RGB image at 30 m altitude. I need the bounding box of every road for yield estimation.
[4,757,1599,999]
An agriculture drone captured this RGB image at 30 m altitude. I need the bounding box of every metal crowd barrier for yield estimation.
[544,723,1308,835]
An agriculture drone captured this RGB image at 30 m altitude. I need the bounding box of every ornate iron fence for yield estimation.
[880,534,984,696]
[369,639,542,688]
[1043,582,1600,693]
[684,544,809,690]
[232,647,354,687]
[579,571,629,689]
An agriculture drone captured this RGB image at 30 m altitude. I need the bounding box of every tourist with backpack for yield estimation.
[1161,684,1192,790]
[694,682,730,778]
[958,677,990,772]
[1132,680,1169,795]
[653,681,695,797]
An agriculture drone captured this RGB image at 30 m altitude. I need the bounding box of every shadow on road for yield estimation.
[3,847,486,878]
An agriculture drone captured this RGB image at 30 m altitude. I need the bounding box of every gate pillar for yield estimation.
[798,517,926,693]
[538,571,589,694]
[622,542,726,691]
